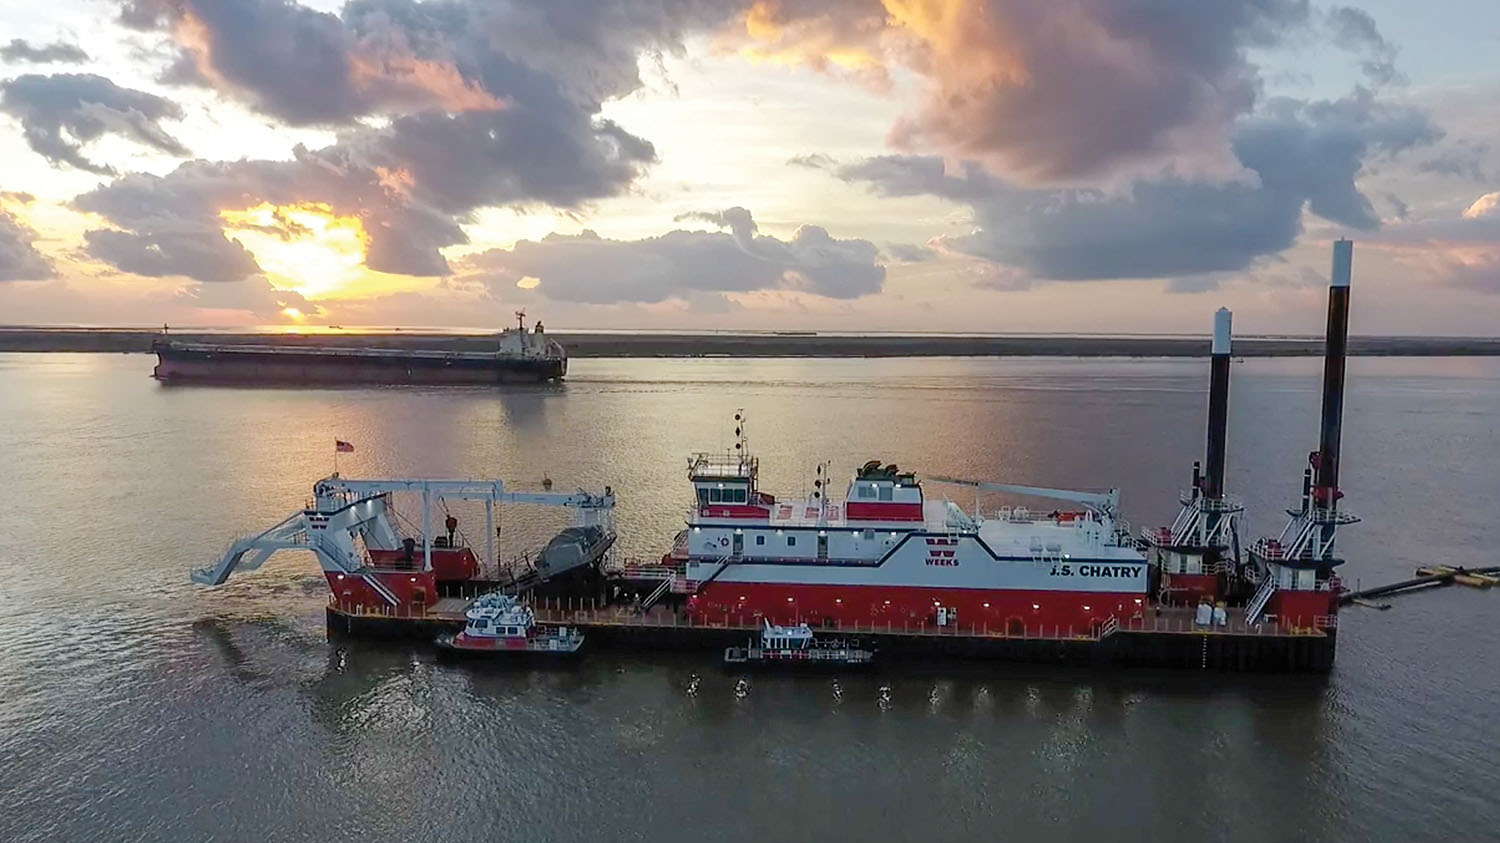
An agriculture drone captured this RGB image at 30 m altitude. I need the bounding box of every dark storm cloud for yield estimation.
[463,207,884,303]
[733,0,1313,182]
[0,39,90,64]
[0,209,53,281]
[0,74,187,175]
[839,90,1439,282]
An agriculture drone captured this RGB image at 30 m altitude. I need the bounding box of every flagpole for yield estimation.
[334,439,339,475]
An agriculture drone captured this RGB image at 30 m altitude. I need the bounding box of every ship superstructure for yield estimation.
[679,420,1147,635]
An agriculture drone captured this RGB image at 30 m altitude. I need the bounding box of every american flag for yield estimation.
[334,439,354,453]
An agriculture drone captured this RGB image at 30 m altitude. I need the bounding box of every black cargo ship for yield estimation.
[152,313,566,385]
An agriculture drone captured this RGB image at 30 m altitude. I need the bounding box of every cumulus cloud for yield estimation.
[1,39,90,64]
[1417,140,1493,182]
[73,145,463,281]
[1369,189,1500,294]
[75,0,764,283]
[1327,6,1402,87]
[123,0,502,124]
[121,0,738,125]
[0,209,53,281]
[0,73,187,175]
[173,276,321,318]
[839,89,1439,282]
[884,242,935,262]
[787,152,836,169]
[462,207,884,303]
[730,0,1312,183]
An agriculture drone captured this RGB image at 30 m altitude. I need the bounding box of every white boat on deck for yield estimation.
[436,593,583,656]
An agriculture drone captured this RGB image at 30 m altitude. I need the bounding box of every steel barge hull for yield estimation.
[152,341,566,384]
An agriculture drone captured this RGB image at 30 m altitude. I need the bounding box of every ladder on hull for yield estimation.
[1246,576,1277,625]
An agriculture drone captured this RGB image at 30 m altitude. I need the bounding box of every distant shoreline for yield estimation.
[2,328,1498,358]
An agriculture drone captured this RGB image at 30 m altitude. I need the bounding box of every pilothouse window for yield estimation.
[878,486,894,501]
[708,486,748,504]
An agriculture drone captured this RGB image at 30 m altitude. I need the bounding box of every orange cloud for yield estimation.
[730,0,1293,183]
[347,52,505,114]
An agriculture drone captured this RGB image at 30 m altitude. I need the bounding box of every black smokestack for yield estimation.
[1203,307,1232,501]
[1314,239,1353,518]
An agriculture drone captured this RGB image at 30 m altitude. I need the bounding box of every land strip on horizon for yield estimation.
[2,329,1498,358]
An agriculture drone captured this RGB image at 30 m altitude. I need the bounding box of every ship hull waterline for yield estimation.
[153,348,566,385]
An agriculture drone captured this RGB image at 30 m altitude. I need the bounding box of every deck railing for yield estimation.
[519,597,1329,640]
[326,595,1334,640]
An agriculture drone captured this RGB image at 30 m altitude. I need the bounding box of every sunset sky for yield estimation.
[1,0,1498,335]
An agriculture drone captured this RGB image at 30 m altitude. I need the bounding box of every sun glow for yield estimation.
[219,202,370,299]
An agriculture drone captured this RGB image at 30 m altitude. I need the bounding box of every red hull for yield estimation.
[690,582,1144,636]
[367,546,480,582]
[1160,572,1220,605]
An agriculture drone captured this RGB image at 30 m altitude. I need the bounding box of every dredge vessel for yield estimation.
[153,311,566,385]
[192,241,1362,672]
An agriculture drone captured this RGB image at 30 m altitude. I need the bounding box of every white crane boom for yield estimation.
[314,476,614,510]
[926,475,1120,515]
[195,474,615,590]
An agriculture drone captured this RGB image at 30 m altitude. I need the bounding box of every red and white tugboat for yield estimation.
[436,593,583,657]
[677,416,1149,637]
[724,619,874,667]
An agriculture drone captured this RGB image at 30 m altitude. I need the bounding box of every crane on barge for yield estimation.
[193,474,615,613]
[926,477,1120,518]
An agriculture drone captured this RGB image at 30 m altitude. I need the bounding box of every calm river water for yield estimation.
[1,353,1498,842]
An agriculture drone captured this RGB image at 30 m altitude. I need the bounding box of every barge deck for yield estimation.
[327,598,1334,672]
